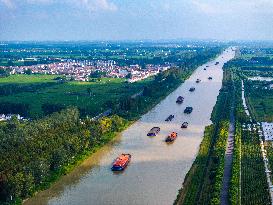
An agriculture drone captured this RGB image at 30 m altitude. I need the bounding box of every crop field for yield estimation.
[0,74,59,84]
[0,75,151,118]
[226,46,273,122]
[241,127,271,205]
[244,81,273,122]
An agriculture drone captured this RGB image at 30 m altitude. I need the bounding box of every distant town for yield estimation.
[0,58,171,82]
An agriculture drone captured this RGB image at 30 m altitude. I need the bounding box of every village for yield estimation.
[0,59,171,82]
[0,114,25,122]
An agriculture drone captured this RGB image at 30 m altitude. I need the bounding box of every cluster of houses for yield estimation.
[261,122,273,141]
[127,64,170,83]
[242,122,273,144]
[0,114,25,122]
[1,59,171,82]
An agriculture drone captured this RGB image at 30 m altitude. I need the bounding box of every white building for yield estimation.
[261,122,273,141]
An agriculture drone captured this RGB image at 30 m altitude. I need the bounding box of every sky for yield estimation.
[0,0,273,41]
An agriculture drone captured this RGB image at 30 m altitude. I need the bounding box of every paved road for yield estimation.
[220,73,235,205]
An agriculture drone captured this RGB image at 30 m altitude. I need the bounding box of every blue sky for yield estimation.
[0,0,273,41]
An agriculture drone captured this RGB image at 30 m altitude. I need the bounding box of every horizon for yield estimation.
[1,39,273,43]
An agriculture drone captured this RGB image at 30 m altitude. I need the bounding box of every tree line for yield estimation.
[0,107,127,204]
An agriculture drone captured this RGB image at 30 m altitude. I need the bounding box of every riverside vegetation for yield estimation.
[174,69,232,205]
[0,45,222,204]
[229,71,271,205]
[175,52,273,205]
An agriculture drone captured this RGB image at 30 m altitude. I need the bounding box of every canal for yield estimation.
[24,48,235,205]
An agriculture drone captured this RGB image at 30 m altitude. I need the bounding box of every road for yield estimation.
[220,73,235,205]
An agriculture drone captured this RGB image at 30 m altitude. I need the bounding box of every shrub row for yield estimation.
[229,122,241,205]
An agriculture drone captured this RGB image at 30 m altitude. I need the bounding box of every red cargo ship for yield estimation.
[165,132,178,142]
[111,154,131,171]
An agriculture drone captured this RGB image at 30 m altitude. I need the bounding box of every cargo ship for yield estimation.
[165,132,178,142]
[181,122,189,128]
[147,127,160,136]
[111,154,131,171]
[189,87,195,92]
[184,107,193,114]
[165,114,174,121]
[176,96,184,104]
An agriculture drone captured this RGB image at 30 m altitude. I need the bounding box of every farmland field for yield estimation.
[241,127,271,205]
[226,46,273,122]
[245,81,273,122]
[0,74,151,118]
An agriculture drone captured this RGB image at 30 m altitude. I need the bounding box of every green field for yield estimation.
[244,81,273,122]
[226,46,273,122]
[0,74,59,84]
[0,75,151,118]
[241,127,271,205]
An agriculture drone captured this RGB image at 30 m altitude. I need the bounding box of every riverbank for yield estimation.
[2,71,182,204]
[4,59,213,205]
[22,48,235,205]
[174,68,233,205]
[21,124,129,205]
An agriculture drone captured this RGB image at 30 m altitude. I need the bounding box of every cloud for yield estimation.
[1,0,118,11]
[77,0,118,11]
[190,0,273,15]
[26,0,53,4]
[191,0,218,14]
[0,0,15,9]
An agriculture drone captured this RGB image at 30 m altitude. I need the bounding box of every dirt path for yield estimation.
[220,74,235,205]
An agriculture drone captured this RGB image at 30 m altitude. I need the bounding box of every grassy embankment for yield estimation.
[228,75,243,205]
[175,66,272,205]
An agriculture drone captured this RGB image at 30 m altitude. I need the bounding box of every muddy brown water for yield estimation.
[24,48,235,205]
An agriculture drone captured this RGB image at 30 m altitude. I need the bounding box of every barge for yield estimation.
[147,127,160,136]
[111,154,131,171]
[181,122,189,128]
[184,107,193,114]
[176,96,184,104]
[165,132,178,142]
[165,115,174,121]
